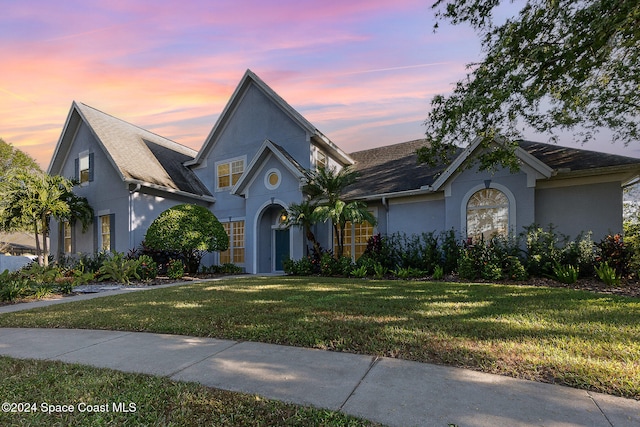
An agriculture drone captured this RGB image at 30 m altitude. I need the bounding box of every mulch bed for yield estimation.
[515,277,640,298]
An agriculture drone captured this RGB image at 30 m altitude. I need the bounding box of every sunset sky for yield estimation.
[2,0,638,169]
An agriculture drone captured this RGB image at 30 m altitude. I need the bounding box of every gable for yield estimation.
[232,139,306,197]
[187,69,353,169]
[48,102,213,202]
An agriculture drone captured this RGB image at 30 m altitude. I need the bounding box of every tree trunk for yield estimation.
[33,218,43,266]
[41,213,49,267]
[305,226,322,255]
[334,223,343,258]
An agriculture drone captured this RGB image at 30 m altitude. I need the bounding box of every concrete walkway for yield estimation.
[0,285,639,426]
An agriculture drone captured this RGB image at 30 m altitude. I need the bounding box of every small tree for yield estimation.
[302,166,376,259]
[0,171,91,266]
[283,200,322,255]
[144,204,228,273]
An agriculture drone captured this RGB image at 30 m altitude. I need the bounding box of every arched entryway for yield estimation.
[256,202,290,273]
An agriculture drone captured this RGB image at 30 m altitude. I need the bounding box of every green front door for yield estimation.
[274,229,290,271]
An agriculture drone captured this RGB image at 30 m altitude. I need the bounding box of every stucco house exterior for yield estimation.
[48,70,640,273]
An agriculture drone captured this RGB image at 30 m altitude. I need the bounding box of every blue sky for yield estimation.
[1,0,636,168]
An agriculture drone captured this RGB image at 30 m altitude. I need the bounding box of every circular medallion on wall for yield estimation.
[265,168,281,190]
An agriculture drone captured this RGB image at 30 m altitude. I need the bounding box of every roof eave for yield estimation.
[127,179,216,203]
[345,185,436,202]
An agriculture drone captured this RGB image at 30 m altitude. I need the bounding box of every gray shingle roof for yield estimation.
[344,139,640,199]
[76,103,211,197]
[344,139,461,199]
[518,140,640,171]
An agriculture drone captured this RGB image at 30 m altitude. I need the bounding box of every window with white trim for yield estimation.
[316,150,327,170]
[99,215,112,252]
[220,220,245,264]
[466,188,509,241]
[75,152,94,184]
[63,222,72,254]
[216,158,245,190]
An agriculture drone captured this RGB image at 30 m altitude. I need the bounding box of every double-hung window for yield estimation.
[95,214,114,252]
[76,152,94,184]
[63,222,73,254]
[216,158,245,191]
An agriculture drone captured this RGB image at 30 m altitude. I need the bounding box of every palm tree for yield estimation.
[302,165,376,259]
[283,200,322,255]
[0,172,93,266]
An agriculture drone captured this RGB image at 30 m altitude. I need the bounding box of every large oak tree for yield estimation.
[418,0,640,171]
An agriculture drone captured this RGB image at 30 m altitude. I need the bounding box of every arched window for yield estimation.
[466,188,509,242]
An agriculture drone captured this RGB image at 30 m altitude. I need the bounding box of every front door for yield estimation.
[274,229,290,271]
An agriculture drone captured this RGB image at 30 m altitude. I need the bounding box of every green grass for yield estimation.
[0,356,378,427]
[1,276,639,399]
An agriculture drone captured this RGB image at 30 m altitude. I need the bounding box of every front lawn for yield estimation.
[0,356,377,426]
[1,276,638,399]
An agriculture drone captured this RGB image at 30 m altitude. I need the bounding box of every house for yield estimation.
[48,70,640,273]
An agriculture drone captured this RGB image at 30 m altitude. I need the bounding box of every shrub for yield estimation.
[503,256,528,281]
[553,264,579,284]
[373,263,388,279]
[167,259,184,280]
[457,250,479,280]
[432,265,444,280]
[66,267,95,287]
[283,257,313,276]
[355,255,378,276]
[522,224,566,277]
[136,255,158,281]
[440,229,462,273]
[561,232,597,277]
[0,273,29,302]
[595,262,621,286]
[75,252,111,274]
[219,263,244,274]
[55,277,75,294]
[145,204,229,273]
[98,252,141,285]
[393,267,412,280]
[362,233,395,270]
[363,230,462,274]
[596,234,630,277]
[481,263,503,281]
[350,265,368,278]
[32,282,54,299]
[624,219,640,276]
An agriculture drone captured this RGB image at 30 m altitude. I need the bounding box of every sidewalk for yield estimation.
[0,327,638,426]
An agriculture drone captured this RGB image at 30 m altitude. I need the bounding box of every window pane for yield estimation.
[466,189,509,241]
[100,216,111,251]
[220,222,231,263]
[64,222,72,253]
[231,161,244,185]
[218,175,230,188]
[316,151,326,169]
[354,221,373,259]
[231,160,244,174]
[79,154,90,183]
[217,163,230,188]
[233,221,245,263]
[231,172,242,185]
